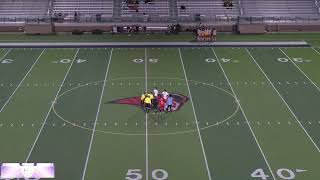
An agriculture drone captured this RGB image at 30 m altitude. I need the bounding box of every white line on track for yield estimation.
[0,49,45,113]
[145,48,149,180]
[247,48,320,154]
[25,48,80,162]
[213,48,277,180]
[178,48,212,180]
[278,48,320,152]
[81,48,113,180]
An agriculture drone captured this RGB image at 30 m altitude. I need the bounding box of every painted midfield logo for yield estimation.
[108,94,189,112]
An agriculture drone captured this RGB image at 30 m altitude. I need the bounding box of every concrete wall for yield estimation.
[0,23,320,33]
[25,24,54,34]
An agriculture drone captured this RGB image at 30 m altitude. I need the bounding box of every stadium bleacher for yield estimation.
[177,0,239,18]
[121,0,170,17]
[0,0,319,21]
[242,0,318,17]
[53,0,113,17]
[0,0,49,18]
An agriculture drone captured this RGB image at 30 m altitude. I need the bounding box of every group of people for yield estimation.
[141,88,173,113]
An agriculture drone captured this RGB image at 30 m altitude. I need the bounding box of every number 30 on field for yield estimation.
[277,58,311,63]
[126,169,168,180]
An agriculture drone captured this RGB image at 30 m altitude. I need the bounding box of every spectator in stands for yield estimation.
[126,0,139,12]
[223,0,233,8]
[74,12,78,22]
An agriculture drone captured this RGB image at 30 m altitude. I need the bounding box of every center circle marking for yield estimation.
[52,77,240,136]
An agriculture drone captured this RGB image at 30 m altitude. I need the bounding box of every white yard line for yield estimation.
[25,48,80,162]
[144,48,149,180]
[311,47,320,55]
[213,48,277,180]
[81,48,113,180]
[0,48,12,60]
[280,48,320,92]
[0,49,45,113]
[247,48,320,153]
[178,48,212,180]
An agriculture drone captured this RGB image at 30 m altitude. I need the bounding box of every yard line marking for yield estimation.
[0,48,12,61]
[81,48,113,180]
[0,49,45,113]
[247,48,320,153]
[213,48,277,180]
[25,48,79,162]
[178,48,212,180]
[145,48,149,180]
[280,48,320,92]
[311,47,320,56]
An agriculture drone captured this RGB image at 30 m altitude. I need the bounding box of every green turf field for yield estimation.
[0,46,320,180]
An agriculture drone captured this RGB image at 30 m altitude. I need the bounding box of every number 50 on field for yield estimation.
[125,169,168,180]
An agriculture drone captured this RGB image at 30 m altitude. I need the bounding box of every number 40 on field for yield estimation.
[52,59,87,64]
[251,168,308,180]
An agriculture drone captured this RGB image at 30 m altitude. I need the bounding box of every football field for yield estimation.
[0,46,320,180]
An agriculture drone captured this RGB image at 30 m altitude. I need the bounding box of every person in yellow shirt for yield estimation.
[147,92,154,100]
[140,92,146,106]
[147,92,154,109]
[144,95,152,113]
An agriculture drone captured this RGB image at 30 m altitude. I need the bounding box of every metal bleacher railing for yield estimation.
[0,0,319,24]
